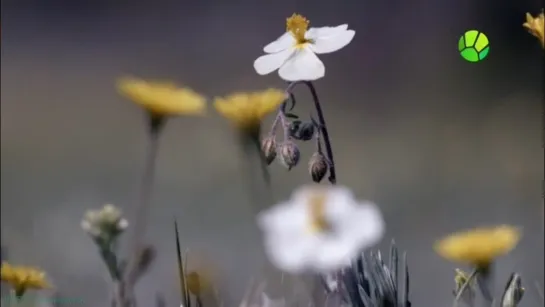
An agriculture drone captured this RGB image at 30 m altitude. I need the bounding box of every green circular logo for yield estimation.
[458,30,490,62]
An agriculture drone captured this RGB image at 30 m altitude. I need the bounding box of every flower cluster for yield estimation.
[81,204,129,245]
[80,204,129,283]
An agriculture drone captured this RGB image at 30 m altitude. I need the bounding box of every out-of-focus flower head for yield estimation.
[81,204,128,243]
[1,262,51,298]
[254,13,355,81]
[257,185,384,273]
[434,225,521,268]
[523,11,544,48]
[214,89,286,137]
[117,77,207,117]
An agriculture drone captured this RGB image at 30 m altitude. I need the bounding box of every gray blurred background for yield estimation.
[1,0,544,306]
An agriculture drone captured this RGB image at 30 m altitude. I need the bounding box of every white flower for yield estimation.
[253,13,355,81]
[80,204,128,239]
[257,185,384,273]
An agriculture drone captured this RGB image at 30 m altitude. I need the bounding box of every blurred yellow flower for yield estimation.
[1,262,51,297]
[117,77,207,116]
[214,89,286,134]
[434,225,521,267]
[523,11,544,48]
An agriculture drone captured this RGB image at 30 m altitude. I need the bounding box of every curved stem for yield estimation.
[301,81,337,184]
[453,268,479,307]
[284,81,337,184]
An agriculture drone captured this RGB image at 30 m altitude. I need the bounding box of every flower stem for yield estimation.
[122,113,165,304]
[453,268,479,307]
[240,132,272,212]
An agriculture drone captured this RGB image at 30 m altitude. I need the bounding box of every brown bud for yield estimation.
[308,152,328,183]
[261,136,277,165]
[279,141,300,170]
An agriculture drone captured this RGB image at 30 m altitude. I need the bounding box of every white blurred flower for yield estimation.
[257,185,384,273]
[80,204,128,239]
[253,13,355,81]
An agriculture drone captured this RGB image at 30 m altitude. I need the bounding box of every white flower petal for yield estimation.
[337,201,385,248]
[312,235,356,271]
[254,47,295,76]
[305,25,349,40]
[323,186,358,219]
[310,29,355,54]
[263,233,319,273]
[257,201,308,235]
[263,32,296,53]
[117,219,129,230]
[278,47,325,81]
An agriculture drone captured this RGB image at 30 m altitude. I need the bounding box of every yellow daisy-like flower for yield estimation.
[214,89,286,134]
[1,262,52,297]
[434,225,521,267]
[523,11,544,48]
[117,77,207,117]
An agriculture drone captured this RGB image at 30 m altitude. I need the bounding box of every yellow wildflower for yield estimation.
[214,89,286,134]
[523,11,544,48]
[1,262,51,297]
[434,225,521,267]
[117,77,207,117]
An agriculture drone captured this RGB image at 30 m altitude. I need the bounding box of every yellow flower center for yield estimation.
[286,13,310,46]
[307,193,331,233]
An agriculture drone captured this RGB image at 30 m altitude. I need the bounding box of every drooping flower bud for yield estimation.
[308,152,328,183]
[295,122,315,141]
[278,141,300,170]
[289,120,315,141]
[261,136,277,165]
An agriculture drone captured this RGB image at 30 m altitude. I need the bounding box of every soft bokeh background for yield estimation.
[1,0,543,306]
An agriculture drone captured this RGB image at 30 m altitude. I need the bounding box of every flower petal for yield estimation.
[278,47,325,81]
[310,29,355,54]
[253,48,295,76]
[263,32,296,53]
[312,235,356,272]
[305,25,348,40]
[338,201,385,248]
[262,233,319,273]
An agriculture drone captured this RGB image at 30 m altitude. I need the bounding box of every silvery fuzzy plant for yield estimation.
[332,241,411,307]
[81,204,161,307]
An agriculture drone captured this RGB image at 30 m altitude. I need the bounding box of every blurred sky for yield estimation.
[1,0,544,306]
